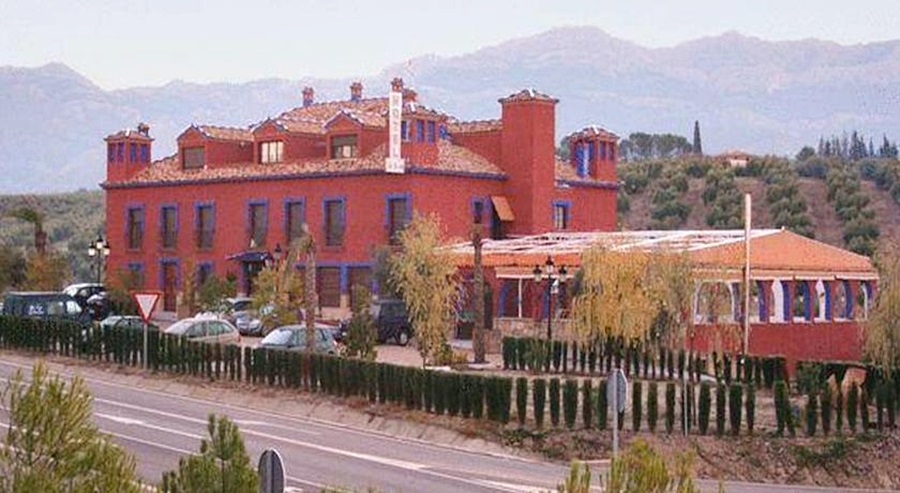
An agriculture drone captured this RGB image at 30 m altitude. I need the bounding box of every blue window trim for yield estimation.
[781,280,792,321]
[129,142,137,163]
[160,203,179,231]
[140,143,149,163]
[283,197,306,243]
[823,280,832,320]
[599,141,607,160]
[401,121,410,141]
[107,143,115,163]
[246,199,269,247]
[193,201,215,229]
[197,261,214,284]
[416,120,425,142]
[127,261,144,288]
[427,121,436,143]
[116,142,125,162]
[552,200,572,230]
[384,192,412,226]
[125,202,145,250]
[757,280,768,321]
[158,258,181,291]
[470,197,487,225]
[322,196,347,246]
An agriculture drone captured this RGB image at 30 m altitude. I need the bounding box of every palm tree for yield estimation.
[7,206,47,256]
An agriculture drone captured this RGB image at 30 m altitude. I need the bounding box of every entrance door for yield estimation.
[162,262,177,312]
[243,261,265,296]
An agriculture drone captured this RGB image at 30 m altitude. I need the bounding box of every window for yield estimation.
[610,143,616,161]
[318,267,341,308]
[140,144,149,163]
[285,200,305,244]
[127,207,144,250]
[387,196,409,244]
[330,135,358,159]
[473,200,484,225]
[348,267,371,308]
[599,142,607,160]
[129,143,137,162]
[197,263,213,286]
[416,120,425,142]
[427,121,436,143]
[107,143,115,163]
[183,147,205,169]
[553,201,570,230]
[401,121,410,141]
[324,199,345,247]
[160,205,178,249]
[196,203,214,249]
[259,141,284,164]
[127,262,144,289]
[117,142,125,163]
[248,202,267,248]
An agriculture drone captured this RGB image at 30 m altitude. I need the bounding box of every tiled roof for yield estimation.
[568,125,619,141]
[402,102,445,118]
[105,141,506,188]
[498,88,559,104]
[197,125,253,142]
[105,129,152,141]
[276,97,390,134]
[446,119,503,134]
[554,158,617,187]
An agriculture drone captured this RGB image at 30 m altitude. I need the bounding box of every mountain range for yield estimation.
[2,26,899,193]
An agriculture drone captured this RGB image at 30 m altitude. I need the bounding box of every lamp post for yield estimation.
[87,235,110,284]
[533,256,568,343]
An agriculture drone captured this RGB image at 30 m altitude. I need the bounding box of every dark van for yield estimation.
[1,292,92,323]
[370,299,413,346]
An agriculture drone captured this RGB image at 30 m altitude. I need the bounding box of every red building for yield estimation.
[102,79,620,316]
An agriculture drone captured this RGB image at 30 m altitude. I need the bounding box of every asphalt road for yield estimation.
[0,357,887,493]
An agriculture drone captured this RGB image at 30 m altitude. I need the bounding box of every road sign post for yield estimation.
[258,448,285,493]
[132,291,161,370]
[607,368,627,459]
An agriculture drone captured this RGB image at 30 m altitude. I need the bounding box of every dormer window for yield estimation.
[183,147,205,169]
[259,141,284,164]
[330,135,358,159]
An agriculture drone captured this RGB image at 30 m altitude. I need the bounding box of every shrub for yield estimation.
[533,378,546,428]
[597,378,608,430]
[729,383,742,436]
[887,383,897,430]
[774,380,788,436]
[698,382,711,435]
[821,385,833,435]
[498,377,513,424]
[723,354,732,384]
[632,380,642,432]
[647,382,659,433]
[667,349,675,380]
[550,378,561,427]
[563,379,578,429]
[502,337,516,370]
[848,382,859,433]
[582,380,594,429]
[860,389,870,432]
[715,383,726,437]
[677,350,686,380]
[876,383,885,431]
[446,373,461,417]
[516,377,528,426]
[553,341,563,372]
[835,387,844,434]
[745,384,756,435]
[643,348,651,379]
[665,382,676,434]
[516,338,529,371]
[805,390,818,437]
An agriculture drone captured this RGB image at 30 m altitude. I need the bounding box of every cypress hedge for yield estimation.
[745,384,756,435]
[698,382,711,435]
[821,385,833,435]
[876,383,885,431]
[835,387,844,434]
[729,383,742,436]
[860,388,870,433]
[563,379,578,429]
[774,380,788,436]
[805,390,818,436]
[848,382,859,433]
[632,380,642,432]
[502,337,516,370]
[597,378,608,430]
[647,382,659,433]
[582,380,593,429]
[549,378,561,427]
[716,383,726,437]
[533,378,546,429]
[665,382,676,434]
[516,377,528,426]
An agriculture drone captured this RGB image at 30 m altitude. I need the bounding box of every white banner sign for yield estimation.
[385,91,405,174]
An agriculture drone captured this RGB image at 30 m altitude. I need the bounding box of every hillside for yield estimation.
[2,26,900,192]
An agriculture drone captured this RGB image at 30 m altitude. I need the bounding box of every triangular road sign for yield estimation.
[132,291,161,322]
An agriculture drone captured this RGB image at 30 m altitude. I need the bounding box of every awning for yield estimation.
[226,251,271,263]
[491,196,515,222]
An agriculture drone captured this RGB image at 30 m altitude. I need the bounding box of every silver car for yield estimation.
[259,324,338,355]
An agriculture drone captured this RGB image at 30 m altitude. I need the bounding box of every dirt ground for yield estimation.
[6,349,900,490]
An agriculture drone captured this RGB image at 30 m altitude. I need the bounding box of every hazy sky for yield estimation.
[2,0,898,89]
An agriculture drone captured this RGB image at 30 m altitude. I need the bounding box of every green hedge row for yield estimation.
[0,316,512,424]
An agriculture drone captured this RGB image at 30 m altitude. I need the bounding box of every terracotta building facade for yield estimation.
[102,79,620,316]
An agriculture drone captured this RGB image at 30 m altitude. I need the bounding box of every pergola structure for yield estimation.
[449,228,878,366]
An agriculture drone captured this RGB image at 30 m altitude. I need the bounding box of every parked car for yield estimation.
[369,298,412,346]
[99,315,158,332]
[63,283,110,321]
[259,324,339,355]
[223,296,264,336]
[164,316,241,344]
[1,292,92,324]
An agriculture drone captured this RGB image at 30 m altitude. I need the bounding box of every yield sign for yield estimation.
[131,291,162,323]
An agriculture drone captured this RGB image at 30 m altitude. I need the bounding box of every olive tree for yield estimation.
[865,246,900,379]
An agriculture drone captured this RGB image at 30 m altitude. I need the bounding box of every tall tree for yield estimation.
[251,242,304,333]
[390,213,460,366]
[471,226,486,364]
[865,246,900,380]
[6,205,47,256]
[160,415,257,493]
[0,363,141,492]
[692,120,703,156]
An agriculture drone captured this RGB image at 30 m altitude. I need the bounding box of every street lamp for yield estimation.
[533,256,568,342]
[87,235,110,284]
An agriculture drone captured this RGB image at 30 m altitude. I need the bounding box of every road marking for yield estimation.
[95,413,144,426]
[96,412,204,441]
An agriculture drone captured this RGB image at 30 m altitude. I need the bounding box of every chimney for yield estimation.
[390,77,404,93]
[137,122,150,136]
[350,81,363,102]
[402,87,417,103]
[302,86,315,107]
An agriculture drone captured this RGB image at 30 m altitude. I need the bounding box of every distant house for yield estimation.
[720,150,752,168]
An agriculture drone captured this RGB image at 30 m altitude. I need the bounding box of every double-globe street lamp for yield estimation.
[533,256,568,343]
[87,235,110,284]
